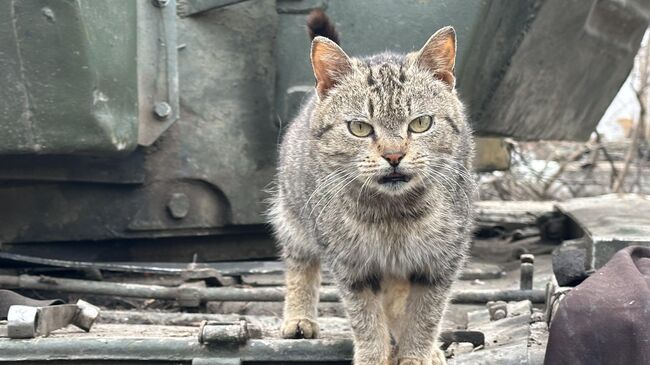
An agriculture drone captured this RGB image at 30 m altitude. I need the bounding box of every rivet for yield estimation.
[153,101,172,120]
[167,193,190,219]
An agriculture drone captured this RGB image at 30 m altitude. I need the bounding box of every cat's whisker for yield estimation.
[300,167,348,216]
[421,170,459,208]
[426,164,474,213]
[307,170,355,218]
[356,175,374,210]
[315,172,361,221]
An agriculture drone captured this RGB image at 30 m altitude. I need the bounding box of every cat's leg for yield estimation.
[394,281,451,365]
[272,200,321,339]
[338,282,392,365]
[281,257,321,339]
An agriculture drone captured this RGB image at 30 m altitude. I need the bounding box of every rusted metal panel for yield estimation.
[0,0,139,155]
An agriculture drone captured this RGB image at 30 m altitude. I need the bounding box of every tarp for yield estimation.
[544,246,650,365]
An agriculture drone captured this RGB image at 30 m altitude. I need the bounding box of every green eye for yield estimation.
[408,115,433,133]
[348,120,374,137]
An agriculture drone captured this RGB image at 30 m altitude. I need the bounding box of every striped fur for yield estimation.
[269,17,475,365]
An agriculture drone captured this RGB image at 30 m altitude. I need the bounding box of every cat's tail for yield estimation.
[307,9,340,45]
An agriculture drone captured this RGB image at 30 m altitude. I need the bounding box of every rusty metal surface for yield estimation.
[0,0,139,155]
[0,0,279,245]
[1,0,647,247]
[0,302,543,364]
[0,217,554,363]
[137,0,180,146]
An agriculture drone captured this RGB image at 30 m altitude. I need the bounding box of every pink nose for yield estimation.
[382,152,404,167]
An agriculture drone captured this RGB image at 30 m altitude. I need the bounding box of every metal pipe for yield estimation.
[0,337,353,362]
[0,274,179,299]
[520,254,535,290]
[0,275,545,304]
[451,289,544,303]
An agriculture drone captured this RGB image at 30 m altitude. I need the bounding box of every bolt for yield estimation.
[167,193,190,219]
[152,0,169,7]
[493,308,507,320]
[153,101,172,120]
[520,254,535,290]
[520,254,535,264]
[487,300,508,321]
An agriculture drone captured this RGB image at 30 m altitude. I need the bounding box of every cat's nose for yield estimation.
[382,151,404,167]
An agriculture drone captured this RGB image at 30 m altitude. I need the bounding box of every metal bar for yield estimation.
[137,0,180,146]
[176,0,254,17]
[100,310,241,326]
[0,275,179,300]
[0,251,183,275]
[451,289,544,304]
[0,337,353,362]
[0,274,546,304]
[0,253,503,281]
[519,254,535,290]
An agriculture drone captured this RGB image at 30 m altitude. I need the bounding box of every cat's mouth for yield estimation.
[378,172,411,184]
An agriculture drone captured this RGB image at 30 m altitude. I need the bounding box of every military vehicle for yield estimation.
[0,0,648,364]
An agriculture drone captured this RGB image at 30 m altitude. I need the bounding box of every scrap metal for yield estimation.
[1,300,99,339]
[0,274,545,304]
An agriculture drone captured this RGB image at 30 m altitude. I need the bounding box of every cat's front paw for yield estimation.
[432,348,447,365]
[398,351,446,365]
[280,318,320,339]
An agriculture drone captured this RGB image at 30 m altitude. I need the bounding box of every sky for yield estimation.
[596,30,648,141]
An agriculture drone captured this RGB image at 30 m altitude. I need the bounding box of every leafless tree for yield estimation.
[613,31,649,193]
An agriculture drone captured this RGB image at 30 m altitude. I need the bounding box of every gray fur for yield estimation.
[268,28,475,365]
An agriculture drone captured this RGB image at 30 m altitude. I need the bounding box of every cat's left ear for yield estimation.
[311,36,352,98]
[415,26,457,89]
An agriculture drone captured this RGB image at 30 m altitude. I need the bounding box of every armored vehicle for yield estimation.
[0,0,649,364]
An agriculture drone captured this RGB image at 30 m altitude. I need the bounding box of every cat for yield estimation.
[268,10,475,365]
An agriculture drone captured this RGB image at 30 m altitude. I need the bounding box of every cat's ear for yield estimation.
[311,36,352,97]
[415,26,457,89]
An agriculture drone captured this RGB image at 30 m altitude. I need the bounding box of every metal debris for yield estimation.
[0,274,545,305]
[2,300,99,339]
[556,194,650,270]
[487,301,508,321]
[519,254,535,290]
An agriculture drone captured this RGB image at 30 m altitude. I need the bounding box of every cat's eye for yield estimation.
[348,120,374,137]
[408,115,433,133]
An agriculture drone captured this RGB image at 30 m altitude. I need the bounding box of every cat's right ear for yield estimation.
[311,36,352,98]
[415,26,457,89]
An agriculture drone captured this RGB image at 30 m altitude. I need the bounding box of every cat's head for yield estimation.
[309,27,473,197]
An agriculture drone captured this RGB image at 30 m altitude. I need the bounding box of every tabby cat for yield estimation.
[268,10,475,365]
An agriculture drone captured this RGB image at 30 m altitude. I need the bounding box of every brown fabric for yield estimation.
[544,246,650,365]
[0,289,64,319]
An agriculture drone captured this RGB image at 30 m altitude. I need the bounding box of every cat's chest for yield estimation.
[332,211,448,247]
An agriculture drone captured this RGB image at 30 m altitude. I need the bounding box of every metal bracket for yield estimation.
[177,285,202,307]
[137,0,180,146]
[4,300,100,338]
[487,301,508,321]
[198,320,262,345]
[438,330,485,350]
